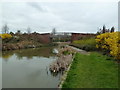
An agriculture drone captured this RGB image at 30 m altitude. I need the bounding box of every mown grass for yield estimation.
[62,52,118,88]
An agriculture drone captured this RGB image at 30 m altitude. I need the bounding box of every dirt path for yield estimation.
[66,45,90,55]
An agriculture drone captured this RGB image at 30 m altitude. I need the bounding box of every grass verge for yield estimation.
[62,52,118,88]
[71,37,97,51]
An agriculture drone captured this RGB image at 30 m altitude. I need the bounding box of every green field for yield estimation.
[62,52,118,88]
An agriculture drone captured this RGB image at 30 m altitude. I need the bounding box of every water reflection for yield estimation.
[50,71,64,77]
[2,47,61,88]
[1,47,55,60]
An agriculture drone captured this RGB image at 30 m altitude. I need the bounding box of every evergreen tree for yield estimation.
[102,25,106,33]
[110,27,115,32]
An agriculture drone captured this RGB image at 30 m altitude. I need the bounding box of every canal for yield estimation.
[1,47,61,88]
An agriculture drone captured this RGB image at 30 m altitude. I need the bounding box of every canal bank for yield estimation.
[58,54,75,88]
[2,42,58,51]
[56,45,89,88]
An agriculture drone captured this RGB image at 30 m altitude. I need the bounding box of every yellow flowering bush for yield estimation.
[0,33,12,39]
[96,32,120,60]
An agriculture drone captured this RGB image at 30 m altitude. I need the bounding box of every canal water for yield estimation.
[1,47,61,88]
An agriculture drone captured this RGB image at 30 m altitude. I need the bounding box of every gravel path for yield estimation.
[66,45,90,55]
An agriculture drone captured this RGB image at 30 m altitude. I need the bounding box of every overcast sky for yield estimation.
[0,2,118,33]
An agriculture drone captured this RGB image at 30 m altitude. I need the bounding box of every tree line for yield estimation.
[2,24,116,35]
[2,24,31,34]
[97,25,115,34]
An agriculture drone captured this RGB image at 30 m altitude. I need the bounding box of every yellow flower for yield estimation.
[96,44,99,48]
[96,32,120,60]
[0,33,12,39]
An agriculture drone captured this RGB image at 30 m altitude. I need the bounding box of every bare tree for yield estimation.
[2,24,9,34]
[27,27,31,34]
[51,28,56,35]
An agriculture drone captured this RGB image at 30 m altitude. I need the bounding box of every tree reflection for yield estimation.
[2,52,13,61]
[2,47,56,60]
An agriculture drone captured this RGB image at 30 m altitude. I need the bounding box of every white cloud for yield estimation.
[1,2,118,33]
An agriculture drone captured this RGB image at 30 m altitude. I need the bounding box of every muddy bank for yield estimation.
[49,54,73,73]
[49,45,89,73]
[2,41,41,51]
[49,45,77,73]
[49,45,90,88]
[1,41,58,51]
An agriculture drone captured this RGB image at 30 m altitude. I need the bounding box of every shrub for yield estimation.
[95,32,120,60]
[0,33,12,39]
[72,37,96,51]
[62,50,71,55]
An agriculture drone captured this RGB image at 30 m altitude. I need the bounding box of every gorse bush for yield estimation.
[0,33,12,39]
[95,32,120,60]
